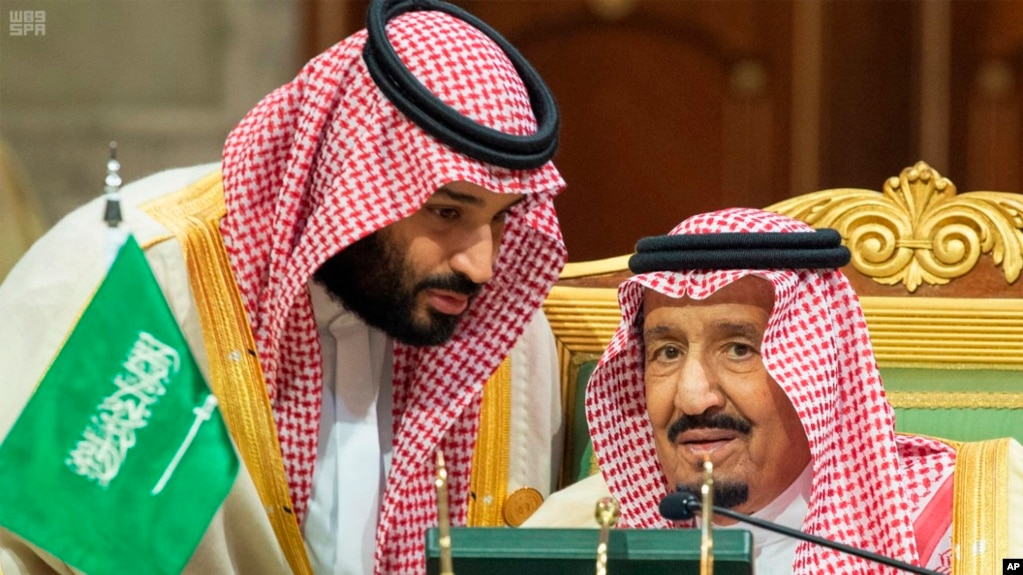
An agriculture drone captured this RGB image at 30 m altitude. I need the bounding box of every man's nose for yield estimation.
[448,224,498,285]
[674,357,725,415]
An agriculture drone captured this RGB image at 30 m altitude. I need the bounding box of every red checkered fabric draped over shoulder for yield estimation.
[585,208,956,574]
[220,10,566,574]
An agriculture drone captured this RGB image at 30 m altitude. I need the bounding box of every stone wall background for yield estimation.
[1,1,303,226]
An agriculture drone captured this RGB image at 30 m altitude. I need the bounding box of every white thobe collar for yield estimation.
[303,281,394,575]
[716,463,812,575]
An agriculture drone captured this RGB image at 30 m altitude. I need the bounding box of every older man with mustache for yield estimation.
[526,208,1023,575]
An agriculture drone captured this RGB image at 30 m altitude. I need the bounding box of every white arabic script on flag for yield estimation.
[65,331,179,487]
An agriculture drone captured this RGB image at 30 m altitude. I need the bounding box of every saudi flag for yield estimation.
[0,235,239,575]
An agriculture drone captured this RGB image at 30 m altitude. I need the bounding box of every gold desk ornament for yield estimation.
[594,496,621,575]
[700,456,714,575]
[435,450,455,575]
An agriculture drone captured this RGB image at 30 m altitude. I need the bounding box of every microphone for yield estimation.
[659,490,943,575]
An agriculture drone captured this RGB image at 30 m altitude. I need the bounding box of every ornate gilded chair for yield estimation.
[543,161,1023,488]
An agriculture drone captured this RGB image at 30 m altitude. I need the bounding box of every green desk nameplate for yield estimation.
[425,527,753,575]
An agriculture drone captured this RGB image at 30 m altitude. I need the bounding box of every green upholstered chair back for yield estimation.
[543,161,1023,489]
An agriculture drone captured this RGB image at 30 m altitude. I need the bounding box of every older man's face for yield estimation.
[642,276,811,521]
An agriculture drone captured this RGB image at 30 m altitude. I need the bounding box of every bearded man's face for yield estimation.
[314,181,524,346]
[313,229,480,346]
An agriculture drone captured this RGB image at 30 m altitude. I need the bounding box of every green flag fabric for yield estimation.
[0,235,239,575]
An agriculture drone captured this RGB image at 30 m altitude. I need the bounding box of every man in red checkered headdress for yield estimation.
[526,208,1023,574]
[0,2,568,574]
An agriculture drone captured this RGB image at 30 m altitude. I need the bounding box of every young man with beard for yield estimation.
[0,2,567,574]
[525,208,1023,575]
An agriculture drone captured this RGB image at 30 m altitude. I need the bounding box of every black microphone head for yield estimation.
[658,490,700,521]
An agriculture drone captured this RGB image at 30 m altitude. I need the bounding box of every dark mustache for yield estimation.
[415,273,483,298]
[667,412,753,443]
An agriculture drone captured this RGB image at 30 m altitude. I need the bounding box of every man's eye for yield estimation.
[431,207,459,220]
[655,345,683,361]
[726,343,756,359]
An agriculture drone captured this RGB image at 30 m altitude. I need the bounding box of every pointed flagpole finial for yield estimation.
[103,141,122,227]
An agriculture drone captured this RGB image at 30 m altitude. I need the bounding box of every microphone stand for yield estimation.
[661,491,942,575]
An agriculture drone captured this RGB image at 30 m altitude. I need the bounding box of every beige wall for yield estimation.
[1,1,303,229]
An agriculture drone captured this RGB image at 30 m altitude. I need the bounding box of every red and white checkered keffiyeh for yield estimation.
[586,208,957,574]
[220,10,566,574]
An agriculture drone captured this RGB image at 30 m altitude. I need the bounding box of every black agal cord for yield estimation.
[363,0,559,169]
[629,229,851,273]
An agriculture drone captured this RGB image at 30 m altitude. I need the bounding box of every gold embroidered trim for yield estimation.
[139,233,174,251]
[952,438,1009,574]
[888,391,1023,409]
[467,356,513,526]
[140,172,313,575]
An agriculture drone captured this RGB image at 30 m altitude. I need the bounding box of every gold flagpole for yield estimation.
[700,456,714,575]
[594,496,620,575]
[435,450,455,575]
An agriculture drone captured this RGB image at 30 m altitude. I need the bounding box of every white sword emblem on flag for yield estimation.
[151,394,219,495]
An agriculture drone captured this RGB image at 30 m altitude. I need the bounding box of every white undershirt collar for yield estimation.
[303,281,394,575]
[716,463,812,575]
